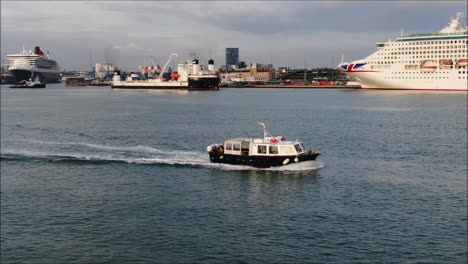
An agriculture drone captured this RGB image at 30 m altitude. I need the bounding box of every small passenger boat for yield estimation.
[10,76,45,88]
[207,123,320,168]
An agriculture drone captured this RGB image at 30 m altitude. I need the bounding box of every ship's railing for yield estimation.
[407,31,468,37]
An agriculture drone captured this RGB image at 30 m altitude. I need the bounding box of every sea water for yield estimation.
[1,84,466,263]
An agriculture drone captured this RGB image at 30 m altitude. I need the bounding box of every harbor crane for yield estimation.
[158,53,178,80]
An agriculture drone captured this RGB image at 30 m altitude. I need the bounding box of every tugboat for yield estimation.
[207,123,320,168]
[10,76,46,88]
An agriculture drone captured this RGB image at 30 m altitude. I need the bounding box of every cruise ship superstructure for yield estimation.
[338,13,468,91]
[6,46,61,83]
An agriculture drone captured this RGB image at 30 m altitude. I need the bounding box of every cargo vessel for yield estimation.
[112,53,219,90]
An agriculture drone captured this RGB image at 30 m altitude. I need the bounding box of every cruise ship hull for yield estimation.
[345,71,467,91]
[10,69,61,84]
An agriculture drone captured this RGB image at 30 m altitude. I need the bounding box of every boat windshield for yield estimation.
[294,144,303,153]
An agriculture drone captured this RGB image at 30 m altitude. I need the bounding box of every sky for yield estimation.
[1,1,467,71]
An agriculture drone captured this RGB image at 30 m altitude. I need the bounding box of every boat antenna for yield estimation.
[258,122,272,140]
[341,48,344,63]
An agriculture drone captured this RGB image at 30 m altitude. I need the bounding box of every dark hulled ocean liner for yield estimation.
[7,46,61,84]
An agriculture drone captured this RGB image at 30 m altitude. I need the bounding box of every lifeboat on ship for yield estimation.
[170,72,180,80]
[420,60,438,71]
[457,59,468,66]
[206,123,320,168]
[420,66,437,71]
[440,59,454,69]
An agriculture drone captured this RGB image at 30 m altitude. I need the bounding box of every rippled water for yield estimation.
[1,84,467,263]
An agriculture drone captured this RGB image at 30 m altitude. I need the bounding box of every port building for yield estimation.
[225,48,239,68]
[95,63,115,79]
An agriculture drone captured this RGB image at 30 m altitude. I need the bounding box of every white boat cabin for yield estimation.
[223,137,305,156]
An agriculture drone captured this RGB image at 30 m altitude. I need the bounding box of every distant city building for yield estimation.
[95,63,115,79]
[225,48,239,67]
[219,63,273,84]
[239,61,246,69]
[256,63,274,71]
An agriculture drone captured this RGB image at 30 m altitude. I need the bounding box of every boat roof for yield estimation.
[225,137,300,145]
[223,123,304,146]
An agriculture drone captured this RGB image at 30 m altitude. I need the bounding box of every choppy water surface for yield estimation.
[1,84,467,263]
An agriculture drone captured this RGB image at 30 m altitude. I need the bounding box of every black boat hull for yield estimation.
[188,76,220,89]
[208,152,320,168]
[10,69,61,84]
[10,83,46,88]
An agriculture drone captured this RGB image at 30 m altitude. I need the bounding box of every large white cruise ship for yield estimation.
[338,12,468,91]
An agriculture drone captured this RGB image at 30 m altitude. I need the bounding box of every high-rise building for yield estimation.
[225,48,239,67]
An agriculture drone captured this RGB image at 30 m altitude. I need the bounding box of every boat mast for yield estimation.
[258,122,272,141]
[341,48,344,64]
[303,53,307,83]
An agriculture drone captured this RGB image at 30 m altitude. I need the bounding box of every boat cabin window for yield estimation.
[233,144,241,151]
[225,143,232,150]
[257,145,267,154]
[269,146,278,154]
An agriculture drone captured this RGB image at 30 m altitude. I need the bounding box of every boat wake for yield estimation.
[1,139,324,171]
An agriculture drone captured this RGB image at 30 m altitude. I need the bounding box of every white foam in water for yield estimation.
[2,140,324,171]
[3,139,168,154]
